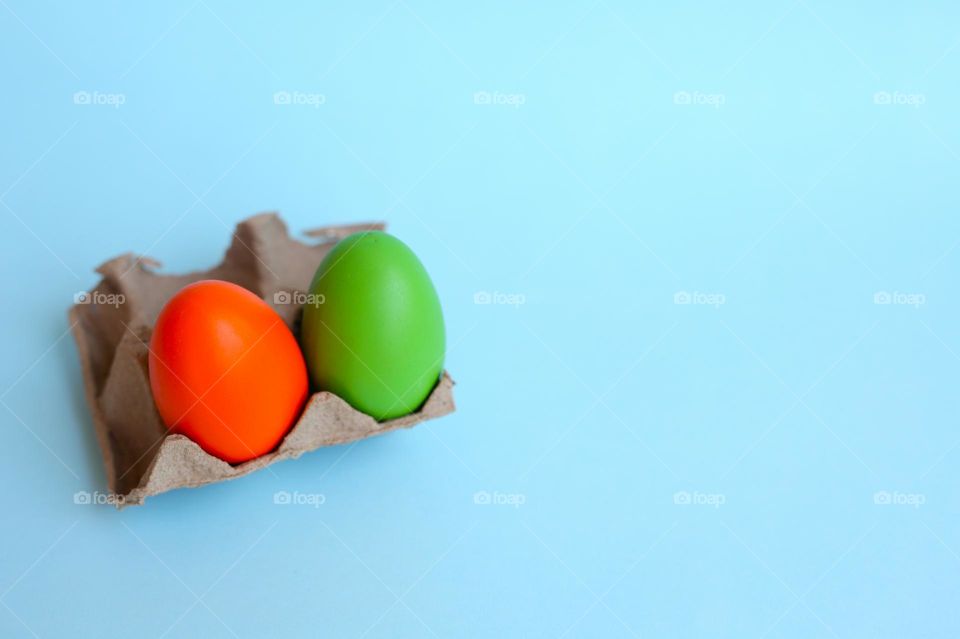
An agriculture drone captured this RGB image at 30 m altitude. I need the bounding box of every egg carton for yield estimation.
[68,213,456,508]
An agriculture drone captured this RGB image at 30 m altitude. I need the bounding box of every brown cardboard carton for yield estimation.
[68,213,456,507]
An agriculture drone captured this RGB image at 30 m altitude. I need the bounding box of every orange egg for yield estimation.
[148,280,308,463]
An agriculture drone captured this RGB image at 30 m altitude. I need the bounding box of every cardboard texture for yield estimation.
[68,213,456,507]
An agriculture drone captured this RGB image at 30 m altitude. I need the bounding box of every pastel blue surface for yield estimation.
[1,2,958,637]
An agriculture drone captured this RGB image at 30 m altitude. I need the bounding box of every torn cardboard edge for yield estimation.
[68,213,456,508]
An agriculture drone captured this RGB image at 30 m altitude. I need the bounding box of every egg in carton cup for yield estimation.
[69,213,456,508]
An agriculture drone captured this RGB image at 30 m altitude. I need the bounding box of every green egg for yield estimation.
[300,231,446,420]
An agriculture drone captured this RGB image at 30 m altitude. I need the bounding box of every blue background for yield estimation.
[2,2,959,637]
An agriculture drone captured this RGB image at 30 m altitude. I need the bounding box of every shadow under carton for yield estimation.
[68,213,456,508]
